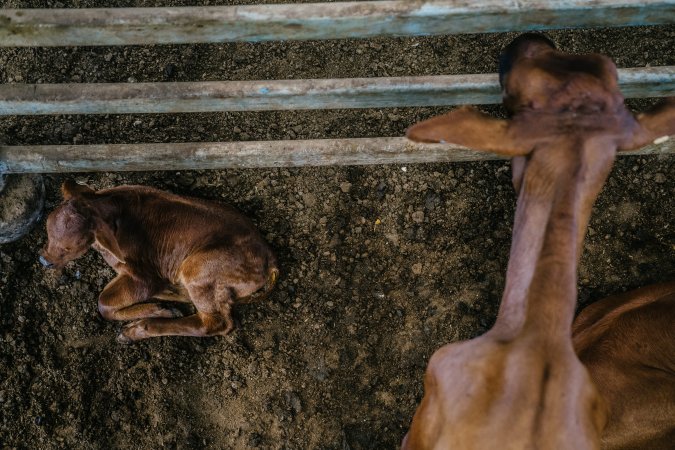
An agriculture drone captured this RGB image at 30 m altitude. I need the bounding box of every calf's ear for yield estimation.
[618,98,675,151]
[406,106,532,157]
[61,179,95,200]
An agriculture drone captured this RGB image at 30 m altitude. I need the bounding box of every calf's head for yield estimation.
[40,180,96,270]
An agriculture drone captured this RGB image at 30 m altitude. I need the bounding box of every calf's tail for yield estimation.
[237,266,279,304]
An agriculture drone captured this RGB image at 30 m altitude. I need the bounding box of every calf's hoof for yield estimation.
[117,320,146,344]
[166,307,184,319]
[116,332,134,345]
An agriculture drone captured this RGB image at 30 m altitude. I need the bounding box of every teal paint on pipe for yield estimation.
[1,136,672,174]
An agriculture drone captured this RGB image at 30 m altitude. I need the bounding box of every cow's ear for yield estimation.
[406,107,532,157]
[618,98,675,151]
[61,180,95,200]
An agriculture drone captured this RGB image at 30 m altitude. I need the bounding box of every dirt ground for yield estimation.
[0,2,674,449]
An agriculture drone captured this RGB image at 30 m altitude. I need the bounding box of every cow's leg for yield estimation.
[117,311,231,343]
[99,274,183,322]
[116,280,233,343]
[151,285,192,303]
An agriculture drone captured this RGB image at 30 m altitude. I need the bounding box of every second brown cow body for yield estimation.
[574,282,675,450]
[402,34,674,449]
[41,181,278,343]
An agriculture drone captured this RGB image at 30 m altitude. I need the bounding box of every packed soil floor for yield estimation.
[0,1,674,449]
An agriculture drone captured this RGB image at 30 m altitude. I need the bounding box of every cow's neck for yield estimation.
[491,140,616,340]
[88,194,129,263]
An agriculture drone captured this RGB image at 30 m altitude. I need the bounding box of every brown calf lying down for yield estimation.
[573,282,675,450]
[402,34,674,449]
[41,181,278,343]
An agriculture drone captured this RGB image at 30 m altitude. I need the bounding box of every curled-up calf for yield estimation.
[41,181,278,343]
[402,34,674,450]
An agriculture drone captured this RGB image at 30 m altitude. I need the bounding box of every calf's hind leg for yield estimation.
[99,274,183,322]
[117,311,232,343]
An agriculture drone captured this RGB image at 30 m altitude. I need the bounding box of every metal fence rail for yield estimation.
[1,0,674,47]
[1,67,673,115]
[1,136,672,174]
[1,1,674,173]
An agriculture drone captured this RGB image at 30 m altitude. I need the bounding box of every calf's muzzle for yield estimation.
[39,254,55,269]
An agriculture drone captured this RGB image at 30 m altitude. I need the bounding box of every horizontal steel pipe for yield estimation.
[1,136,672,174]
[1,1,674,46]
[0,67,672,115]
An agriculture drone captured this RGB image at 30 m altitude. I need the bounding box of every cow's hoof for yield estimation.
[116,332,134,345]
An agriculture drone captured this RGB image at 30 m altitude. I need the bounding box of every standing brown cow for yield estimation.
[41,181,278,343]
[402,34,674,450]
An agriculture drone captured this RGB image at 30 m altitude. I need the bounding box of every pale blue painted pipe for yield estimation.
[0,136,672,173]
[0,1,674,46]
[0,67,672,115]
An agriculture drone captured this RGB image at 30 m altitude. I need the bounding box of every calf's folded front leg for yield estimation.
[98,274,183,322]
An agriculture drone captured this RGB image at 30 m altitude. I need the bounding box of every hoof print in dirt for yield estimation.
[0,174,45,244]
